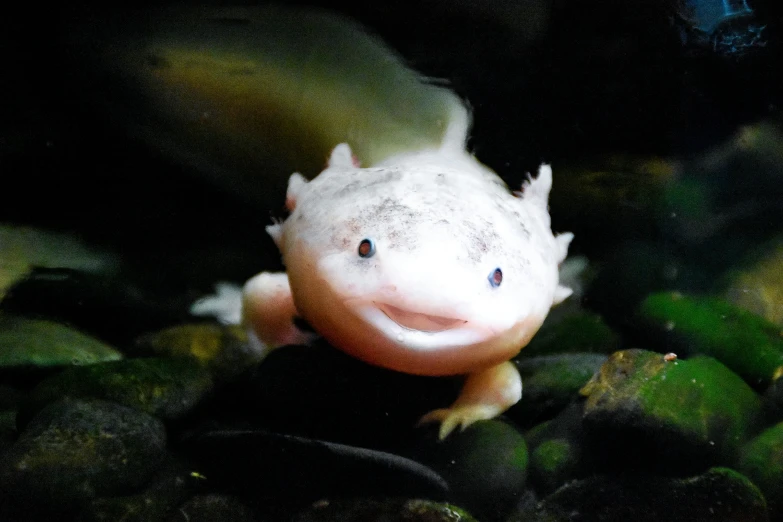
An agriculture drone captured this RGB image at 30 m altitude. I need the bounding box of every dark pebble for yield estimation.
[0,398,167,510]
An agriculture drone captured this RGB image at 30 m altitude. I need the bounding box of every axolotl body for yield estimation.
[243,131,573,439]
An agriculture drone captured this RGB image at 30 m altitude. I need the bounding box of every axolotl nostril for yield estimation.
[242,113,573,439]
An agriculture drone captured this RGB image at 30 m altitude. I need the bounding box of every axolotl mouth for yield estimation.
[376,303,467,333]
[334,297,539,374]
[347,300,494,351]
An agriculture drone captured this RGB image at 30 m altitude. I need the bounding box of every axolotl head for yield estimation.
[271,144,573,376]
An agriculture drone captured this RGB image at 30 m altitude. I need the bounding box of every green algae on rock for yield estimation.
[413,420,528,520]
[19,357,213,427]
[0,399,166,509]
[738,421,783,517]
[0,315,123,368]
[580,349,762,469]
[292,498,477,522]
[134,323,259,382]
[511,467,767,522]
[639,291,783,388]
[529,438,578,494]
[524,403,592,495]
[508,353,607,426]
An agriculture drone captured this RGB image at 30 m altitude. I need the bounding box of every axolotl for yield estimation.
[242,119,573,439]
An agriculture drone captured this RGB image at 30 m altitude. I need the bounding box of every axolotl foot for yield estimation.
[242,272,318,348]
[418,361,522,440]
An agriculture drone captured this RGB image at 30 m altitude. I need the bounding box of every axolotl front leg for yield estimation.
[241,170,318,349]
[242,272,318,348]
[420,361,522,439]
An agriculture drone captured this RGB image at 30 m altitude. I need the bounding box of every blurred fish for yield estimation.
[0,224,118,301]
[66,5,466,207]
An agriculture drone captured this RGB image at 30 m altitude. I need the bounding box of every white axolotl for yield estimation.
[242,112,573,439]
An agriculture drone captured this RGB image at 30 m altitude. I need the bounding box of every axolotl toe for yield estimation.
[242,140,573,439]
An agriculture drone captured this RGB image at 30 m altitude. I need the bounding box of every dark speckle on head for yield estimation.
[356,197,423,252]
[368,197,418,222]
[309,164,535,269]
[334,169,404,198]
[461,218,500,263]
[387,229,402,249]
[330,217,362,249]
[346,218,361,234]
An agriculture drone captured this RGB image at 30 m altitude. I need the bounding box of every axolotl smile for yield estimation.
[375,302,468,332]
[353,299,486,345]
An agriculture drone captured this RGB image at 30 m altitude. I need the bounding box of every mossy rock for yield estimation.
[524,403,592,495]
[738,421,783,517]
[134,323,259,382]
[529,438,579,495]
[0,315,122,368]
[413,420,527,520]
[580,349,762,470]
[638,291,783,388]
[512,467,767,522]
[508,353,607,426]
[19,357,213,427]
[0,399,166,509]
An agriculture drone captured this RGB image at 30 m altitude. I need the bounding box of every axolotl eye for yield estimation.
[488,267,503,288]
[358,238,376,258]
